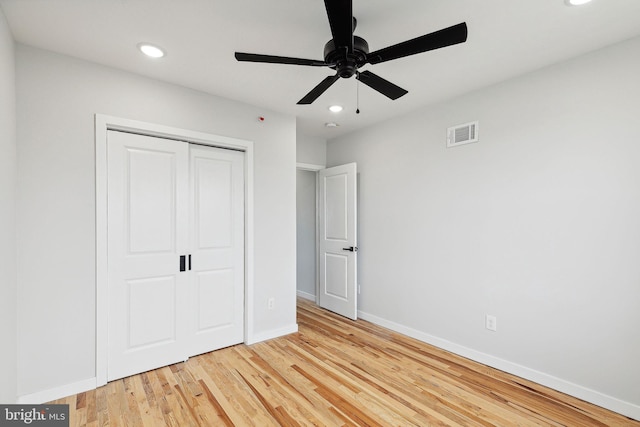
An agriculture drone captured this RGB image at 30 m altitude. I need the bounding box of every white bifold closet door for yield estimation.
[106,130,244,382]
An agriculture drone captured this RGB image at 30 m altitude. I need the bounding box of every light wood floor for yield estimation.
[51,298,638,426]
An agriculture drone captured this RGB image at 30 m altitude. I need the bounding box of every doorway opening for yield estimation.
[296,162,358,320]
[296,166,320,303]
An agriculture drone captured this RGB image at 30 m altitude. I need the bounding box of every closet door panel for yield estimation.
[189,146,245,355]
[107,131,189,381]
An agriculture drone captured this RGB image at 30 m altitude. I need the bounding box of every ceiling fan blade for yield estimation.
[367,22,468,65]
[357,70,408,100]
[235,52,327,67]
[297,74,341,105]
[324,0,354,52]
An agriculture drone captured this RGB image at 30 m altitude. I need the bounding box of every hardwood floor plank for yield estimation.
[249,342,354,426]
[84,390,97,427]
[128,374,158,427]
[236,370,299,427]
[196,353,278,425]
[104,379,125,427]
[172,384,201,426]
[76,392,86,410]
[314,384,386,427]
[94,382,108,427]
[46,298,639,426]
[197,379,236,427]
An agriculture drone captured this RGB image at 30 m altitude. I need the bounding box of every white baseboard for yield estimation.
[358,310,640,422]
[17,324,300,403]
[247,323,299,345]
[296,290,316,301]
[17,377,96,404]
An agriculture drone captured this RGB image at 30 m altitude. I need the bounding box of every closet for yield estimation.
[106,130,244,381]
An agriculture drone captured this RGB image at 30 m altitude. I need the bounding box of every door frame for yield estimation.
[95,114,254,386]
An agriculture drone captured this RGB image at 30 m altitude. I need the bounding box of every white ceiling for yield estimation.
[2,0,640,140]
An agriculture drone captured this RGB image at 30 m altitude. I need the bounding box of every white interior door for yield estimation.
[107,131,190,381]
[318,163,357,320]
[189,146,244,356]
[107,131,245,381]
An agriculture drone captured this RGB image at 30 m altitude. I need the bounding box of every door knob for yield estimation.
[342,246,358,252]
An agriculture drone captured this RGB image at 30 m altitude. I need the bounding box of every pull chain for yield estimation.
[356,72,360,114]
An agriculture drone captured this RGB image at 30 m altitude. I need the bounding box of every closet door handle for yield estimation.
[188,254,192,271]
[342,246,358,252]
[179,255,186,272]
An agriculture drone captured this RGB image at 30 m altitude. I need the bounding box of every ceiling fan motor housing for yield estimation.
[324,36,369,78]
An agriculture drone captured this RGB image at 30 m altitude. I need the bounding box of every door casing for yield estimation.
[95,114,254,386]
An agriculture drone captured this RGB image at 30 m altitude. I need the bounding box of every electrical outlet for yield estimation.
[268,298,275,310]
[485,314,497,331]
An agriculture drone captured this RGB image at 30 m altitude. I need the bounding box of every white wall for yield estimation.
[296,170,316,299]
[0,5,17,404]
[15,45,297,399]
[327,36,640,419]
[296,132,326,166]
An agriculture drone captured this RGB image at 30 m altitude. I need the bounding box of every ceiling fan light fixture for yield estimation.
[138,43,165,58]
[329,105,343,113]
[564,0,592,6]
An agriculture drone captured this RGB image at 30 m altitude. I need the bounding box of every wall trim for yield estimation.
[17,378,96,404]
[95,114,255,387]
[296,162,324,171]
[296,290,316,301]
[357,309,640,421]
[247,324,299,346]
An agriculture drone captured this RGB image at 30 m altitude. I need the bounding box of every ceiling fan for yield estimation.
[234,0,468,105]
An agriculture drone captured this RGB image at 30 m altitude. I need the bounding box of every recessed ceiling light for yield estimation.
[325,122,339,128]
[329,105,343,113]
[138,43,165,58]
[564,0,592,6]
